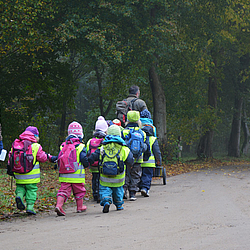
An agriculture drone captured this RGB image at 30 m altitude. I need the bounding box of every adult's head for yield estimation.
[129,85,140,98]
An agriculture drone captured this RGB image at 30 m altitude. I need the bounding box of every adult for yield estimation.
[126,85,148,112]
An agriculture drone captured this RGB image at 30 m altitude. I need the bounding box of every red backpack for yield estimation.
[57,139,79,174]
[9,139,34,174]
[88,138,103,166]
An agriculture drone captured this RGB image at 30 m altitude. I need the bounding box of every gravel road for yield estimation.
[1,164,250,250]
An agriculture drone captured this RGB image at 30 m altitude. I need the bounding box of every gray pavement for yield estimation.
[1,164,250,250]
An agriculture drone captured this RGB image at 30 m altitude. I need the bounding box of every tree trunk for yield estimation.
[149,65,167,144]
[241,103,250,155]
[197,76,217,158]
[228,97,243,157]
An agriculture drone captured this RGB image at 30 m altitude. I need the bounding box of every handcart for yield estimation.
[153,166,167,185]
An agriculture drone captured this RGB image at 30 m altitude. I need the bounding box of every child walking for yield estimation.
[86,116,108,202]
[7,126,54,215]
[88,124,133,213]
[140,116,162,197]
[55,121,89,216]
[121,111,147,201]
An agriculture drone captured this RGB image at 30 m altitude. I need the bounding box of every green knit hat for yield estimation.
[127,111,140,122]
[107,124,121,136]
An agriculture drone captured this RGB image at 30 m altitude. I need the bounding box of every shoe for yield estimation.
[123,191,127,200]
[16,196,25,210]
[141,189,149,197]
[26,204,36,215]
[76,199,87,213]
[103,202,110,213]
[116,205,124,211]
[55,196,66,216]
[129,192,137,201]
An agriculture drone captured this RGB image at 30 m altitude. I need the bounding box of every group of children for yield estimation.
[7,109,162,215]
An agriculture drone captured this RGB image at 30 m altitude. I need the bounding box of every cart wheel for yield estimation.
[163,167,167,185]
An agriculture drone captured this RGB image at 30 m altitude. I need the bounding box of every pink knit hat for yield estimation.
[95,116,108,132]
[68,121,83,138]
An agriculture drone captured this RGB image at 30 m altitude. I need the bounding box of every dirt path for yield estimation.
[1,165,250,250]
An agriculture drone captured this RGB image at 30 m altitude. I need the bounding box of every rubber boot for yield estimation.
[76,199,87,213]
[26,204,36,215]
[16,195,25,210]
[15,188,26,210]
[55,196,66,216]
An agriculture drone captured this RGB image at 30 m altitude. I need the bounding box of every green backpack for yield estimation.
[100,144,124,176]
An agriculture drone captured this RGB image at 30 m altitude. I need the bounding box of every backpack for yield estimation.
[57,139,79,174]
[87,138,103,167]
[100,145,124,176]
[116,98,137,127]
[125,128,144,161]
[141,126,153,161]
[8,139,34,175]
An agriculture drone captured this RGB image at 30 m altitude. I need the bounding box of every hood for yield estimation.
[103,135,126,146]
[65,135,82,143]
[140,118,153,125]
[19,131,37,142]
[142,125,154,136]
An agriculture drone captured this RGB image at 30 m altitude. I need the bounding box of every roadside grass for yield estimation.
[0,163,92,220]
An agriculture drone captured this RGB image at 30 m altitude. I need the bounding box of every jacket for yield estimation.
[58,135,89,183]
[88,135,134,187]
[11,131,49,184]
[126,94,147,112]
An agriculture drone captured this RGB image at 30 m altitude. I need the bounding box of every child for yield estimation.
[88,124,133,213]
[112,118,124,132]
[140,109,157,137]
[140,123,162,197]
[55,121,89,216]
[7,126,54,215]
[86,116,108,202]
[121,111,147,201]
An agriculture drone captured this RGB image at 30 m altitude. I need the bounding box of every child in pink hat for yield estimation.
[54,121,89,216]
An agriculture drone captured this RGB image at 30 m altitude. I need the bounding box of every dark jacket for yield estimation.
[126,94,147,112]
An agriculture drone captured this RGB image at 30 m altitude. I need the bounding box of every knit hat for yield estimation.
[68,121,84,138]
[112,119,121,126]
[106,120,114,127]
[25,126,39,136]
[95,116,108,132]
[140,109,151,119]
[127,111,140,122]
[107,124,121,137]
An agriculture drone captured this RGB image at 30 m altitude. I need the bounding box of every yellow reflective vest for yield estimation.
[141,136,157,168]
[58,143,85,183]
[14,143,41,184]
[99,143,130,187]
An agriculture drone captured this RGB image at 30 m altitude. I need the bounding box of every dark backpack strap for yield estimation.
[130,98,138,110]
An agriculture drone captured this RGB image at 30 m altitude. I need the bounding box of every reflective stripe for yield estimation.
[15,173,40,180]
[100,176,125,184]
[33,164,39,169]
[59,173,85,179]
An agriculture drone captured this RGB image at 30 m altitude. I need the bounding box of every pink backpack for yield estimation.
[88,138,103,167]
[9,139,34,174]
[58,139,79,174]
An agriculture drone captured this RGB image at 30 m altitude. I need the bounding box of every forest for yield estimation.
[1,0,250,161]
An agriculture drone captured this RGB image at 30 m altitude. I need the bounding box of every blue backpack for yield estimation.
[125,128,144,161]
